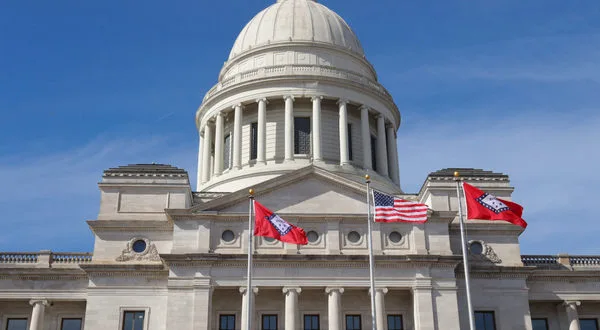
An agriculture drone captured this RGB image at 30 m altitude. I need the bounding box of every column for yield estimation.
[257,98,268,164]
[412,286,435,330]
[564,301,581,330]
[233,104,243,169]
[376,115,389,177]
[29,299,49,330]
[374,288,388,330]
[193,287,214,330]
[386,125,400,185]
[214,112,224,176]
[201,124,213,184]
[196,132,203,189]
[360,106,372,170]
[312,96,323,162]
[240,287,259,330]
[284,95,295,161]
[326,287,344,330]
[283,287,301,330]
[338,99,349,165]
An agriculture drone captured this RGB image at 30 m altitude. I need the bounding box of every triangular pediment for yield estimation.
[190,166,368,215]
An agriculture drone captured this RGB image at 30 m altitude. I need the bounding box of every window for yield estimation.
[345,315,361,330]
[122,311,145,330]
[61,318,82,330]
[370,135,377,171]
[224,134,231,169]
[262,315,277,330]
[475,311,496,330]
[6,319,27,330]
[219,314,235,330]
[294,117,311,154]
[304,314,319,330]
[250,122,258,160]
[347,123,353,161]
[581,319,599,330]
[531,319,548,330]
[387,315,403,330]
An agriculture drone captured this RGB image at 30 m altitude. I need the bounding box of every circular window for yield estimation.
[307,231,319,243]
[264,237,276,243]
[347,231,361,243]
[389,231,403,244]
[132,240,147,253]
[470,241,484,255]
[221,230,235,243]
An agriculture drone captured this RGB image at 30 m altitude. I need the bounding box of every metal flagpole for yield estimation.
[454,172,476,330]
[246,188,255,330]
[365,175,378,330]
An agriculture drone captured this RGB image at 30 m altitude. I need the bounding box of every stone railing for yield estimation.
[0,251,92,268]
[522,254,600,268]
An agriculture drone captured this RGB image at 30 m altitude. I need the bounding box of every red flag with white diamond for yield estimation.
[253,201,308,245]
[462,182,527,228]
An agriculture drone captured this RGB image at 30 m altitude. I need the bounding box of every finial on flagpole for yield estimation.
[365,174,371,183]
[249,188,254,197]
[454,171,460,177]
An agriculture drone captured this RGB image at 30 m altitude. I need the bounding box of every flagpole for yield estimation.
[365,175,378,330]
[246,188,255,330]
[454,172,476,330]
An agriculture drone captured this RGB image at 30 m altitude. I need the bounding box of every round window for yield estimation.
[470,241,484,255]
[307,231,319,243]
[389,231,402,243]
[221,230,235,243]
[132,239,147,253]
[347,231,361,243]
[264,237,276,243]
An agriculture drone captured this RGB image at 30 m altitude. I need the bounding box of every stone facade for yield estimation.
[2,1,600,330]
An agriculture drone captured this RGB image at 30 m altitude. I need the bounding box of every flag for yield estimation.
[372,190,428,223]
[253,201,308,245]
[462,182,527,228]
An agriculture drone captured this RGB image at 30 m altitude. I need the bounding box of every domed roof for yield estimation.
[228,0,364,60]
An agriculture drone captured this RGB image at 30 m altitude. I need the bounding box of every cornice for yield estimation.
[527,269,600,282]
[80,263,168,279]
[456,265,534,279]
[87,220,173,233]
[0,268,88,280]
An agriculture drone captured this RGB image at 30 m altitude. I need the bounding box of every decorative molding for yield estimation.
[116,238,161,262]
[469,240,502,264]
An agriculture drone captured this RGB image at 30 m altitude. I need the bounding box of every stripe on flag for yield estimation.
[372,190,429,223]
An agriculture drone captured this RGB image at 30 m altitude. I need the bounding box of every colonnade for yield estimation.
[197,96,401,186]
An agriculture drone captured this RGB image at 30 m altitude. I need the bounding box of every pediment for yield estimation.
[190,166,368,215]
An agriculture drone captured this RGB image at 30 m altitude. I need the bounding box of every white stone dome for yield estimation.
[228,0,364,60]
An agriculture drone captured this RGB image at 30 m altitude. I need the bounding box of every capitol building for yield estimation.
[1,1,599,330]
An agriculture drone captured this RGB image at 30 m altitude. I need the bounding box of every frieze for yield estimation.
[116,238,162,263]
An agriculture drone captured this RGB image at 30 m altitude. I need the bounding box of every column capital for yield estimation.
[337,98,349,106]
[232,103,244,110]
[216,111,224,118]
[369,287,389,295]
[377,113,384,119]
[283,95,295,102]
[239,287,259,295]
[360,105,371,112]
[311,95,323,102]
[256,97,269,104]
[29,299,50,307]
[282,287,302,294]
[325,287,345,294]
[564,300,581,307]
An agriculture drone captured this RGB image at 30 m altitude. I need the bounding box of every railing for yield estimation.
[522,254,600,268]
[0,251,92,267]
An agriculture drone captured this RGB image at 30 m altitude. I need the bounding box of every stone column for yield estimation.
[312,96,323,162]
[326,287,344,330]
[360,106,372,170]
[564,301,581,330]
[214,112,225,176]
[376,115,389,177]
[196,132,203,189]
[284,95,295,161]
[240,287,258,330]
[412,286,435,330]
[374,288,388,330]
[29,299,50,330]
[283,287,301,330]
[386,125,400,185]
[338,99,349,165]
[232,104,243,170]
[201,124,213,184]
[193,286,214,330]
[257,98,268,164]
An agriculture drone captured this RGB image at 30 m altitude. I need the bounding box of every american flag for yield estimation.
[372,190,429,223]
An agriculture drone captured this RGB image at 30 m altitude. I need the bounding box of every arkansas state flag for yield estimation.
[253,201,308,245]
[462,182,527,228]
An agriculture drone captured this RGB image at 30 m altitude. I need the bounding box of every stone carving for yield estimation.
[116,238,161,262]
[469,240,502,264]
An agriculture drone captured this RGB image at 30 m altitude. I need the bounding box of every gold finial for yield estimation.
[454,171,460,178]
[248,188,254,196]
[365,174,371,181]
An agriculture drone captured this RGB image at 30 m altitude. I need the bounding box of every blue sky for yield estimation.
[1,0,599,254]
